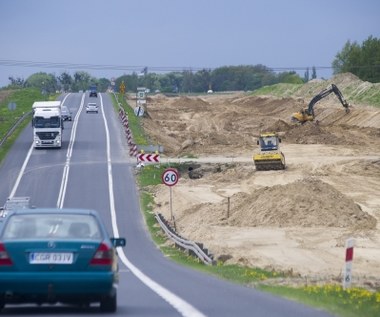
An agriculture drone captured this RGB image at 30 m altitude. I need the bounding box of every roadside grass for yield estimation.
[111,93,148,145]
[0,88,47,163]
[112,91,380,317]
[259,284,380,317]
[253,81,380,108]
[252,83,302,97]
[0,119,31,163]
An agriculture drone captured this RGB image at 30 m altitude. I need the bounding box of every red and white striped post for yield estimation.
[343,238,355,289]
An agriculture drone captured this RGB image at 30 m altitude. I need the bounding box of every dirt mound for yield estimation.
[227,178,376,229]
[177,178,376,230]
[283,122,348,145]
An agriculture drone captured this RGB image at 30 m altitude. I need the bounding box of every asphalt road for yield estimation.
[0,93,334,317]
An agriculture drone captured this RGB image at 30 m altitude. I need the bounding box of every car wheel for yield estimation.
[100,294,117,312]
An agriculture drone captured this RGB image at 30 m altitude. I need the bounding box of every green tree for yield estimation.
[277,72,303,84]
[311,66,317,79]
[58,72,73,92]
[72,71,92,92]
[8,76,25,88]
[193,69,212,92]
[25,72,58,94]
[98,78,111,92]
[332,36,380,82]
[304,68,310,82]
[182,70,194,93]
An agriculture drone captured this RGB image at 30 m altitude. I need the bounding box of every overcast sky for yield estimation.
[0,0,379,87]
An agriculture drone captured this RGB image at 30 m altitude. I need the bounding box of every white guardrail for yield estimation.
[155,212,216,266]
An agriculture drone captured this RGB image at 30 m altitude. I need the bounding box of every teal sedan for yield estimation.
[0,208,126,312]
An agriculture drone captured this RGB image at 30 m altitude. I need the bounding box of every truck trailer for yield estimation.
[32,101,63,148]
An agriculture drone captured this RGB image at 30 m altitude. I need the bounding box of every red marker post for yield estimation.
[343,238,355,289]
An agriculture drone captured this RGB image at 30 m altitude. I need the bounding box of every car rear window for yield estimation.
[1,214,102,240]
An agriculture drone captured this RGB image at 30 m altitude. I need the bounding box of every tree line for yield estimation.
[4,35,379,94]
[5,66,311,95]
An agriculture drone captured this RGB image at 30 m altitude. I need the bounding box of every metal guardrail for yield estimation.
[155,212,216,265]
[0,111,32,147]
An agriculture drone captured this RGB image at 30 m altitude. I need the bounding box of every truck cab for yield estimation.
[32,101,63,148]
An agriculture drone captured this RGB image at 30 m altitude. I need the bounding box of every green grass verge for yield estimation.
[0,88,48,164]
[110,93,149,145]
[252,81,380,108]
[258,284,380,317]
[111,92,380,317]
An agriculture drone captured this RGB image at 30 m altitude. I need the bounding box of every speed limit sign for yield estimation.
[162,168,179,186]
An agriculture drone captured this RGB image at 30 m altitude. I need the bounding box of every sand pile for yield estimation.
[177,178,376,231]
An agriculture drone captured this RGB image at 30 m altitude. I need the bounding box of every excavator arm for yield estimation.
[291,84,350,123]
[306,84,349,116]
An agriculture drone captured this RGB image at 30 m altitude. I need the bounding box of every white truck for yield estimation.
[32,101,63,148]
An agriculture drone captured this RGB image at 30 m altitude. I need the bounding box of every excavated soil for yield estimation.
[129,73,380,289]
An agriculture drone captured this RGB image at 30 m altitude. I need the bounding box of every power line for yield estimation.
[1,59,378,76]
[0,59,335,73]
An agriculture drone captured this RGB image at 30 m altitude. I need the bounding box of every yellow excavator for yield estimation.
[253,132,286,171]
[291,84,350,123]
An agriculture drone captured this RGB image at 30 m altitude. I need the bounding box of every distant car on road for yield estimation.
[61,105,72,121]
[86,103,99,114]
[89,85,98,97]
[0,208,126,312]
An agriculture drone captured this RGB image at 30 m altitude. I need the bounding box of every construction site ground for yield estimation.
[132,73,380,289]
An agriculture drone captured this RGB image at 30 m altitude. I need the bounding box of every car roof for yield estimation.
[8,208,99,217]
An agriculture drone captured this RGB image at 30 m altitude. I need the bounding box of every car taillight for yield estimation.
[0,243,13,266]
[90,243,113,265]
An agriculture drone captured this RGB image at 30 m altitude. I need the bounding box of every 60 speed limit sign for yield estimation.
[162,168,179,186]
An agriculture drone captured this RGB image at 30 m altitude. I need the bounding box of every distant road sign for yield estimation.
[134,106,144,117]
[162,168,179,186]
[8,102,16,111]
[119,81,125,94]
[137,91,145,99]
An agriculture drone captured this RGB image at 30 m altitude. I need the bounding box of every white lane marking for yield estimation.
[9,94,72,200]
[99,94,206,317]
[9,143,34,199]
[57,93,85,208]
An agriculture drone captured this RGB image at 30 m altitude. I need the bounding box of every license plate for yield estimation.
[29,252,73,264]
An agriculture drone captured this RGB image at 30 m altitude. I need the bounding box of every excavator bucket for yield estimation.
[291,109,314,124]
